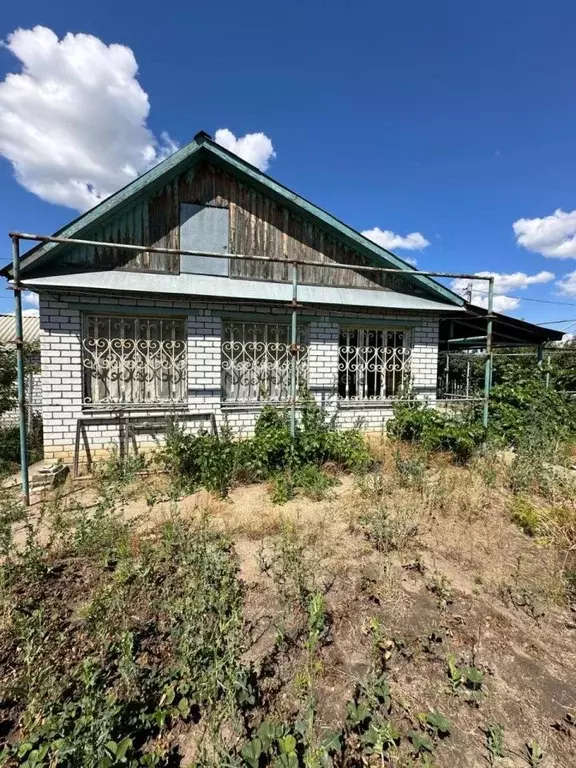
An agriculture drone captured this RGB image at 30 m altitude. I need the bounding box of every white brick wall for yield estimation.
[39,293,440,462]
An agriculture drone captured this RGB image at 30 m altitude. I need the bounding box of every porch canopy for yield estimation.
[439,304,563,349]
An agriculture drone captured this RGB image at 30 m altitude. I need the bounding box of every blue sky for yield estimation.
[1,0,576,327]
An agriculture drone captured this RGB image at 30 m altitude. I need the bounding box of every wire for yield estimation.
[461,289,576,307]
[537,318,576,324]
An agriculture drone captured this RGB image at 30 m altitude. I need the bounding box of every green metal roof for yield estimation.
[6,131,464,307]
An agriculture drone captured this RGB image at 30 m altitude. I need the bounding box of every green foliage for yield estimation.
[485,368,576,447]
[0,347,17,416]
[526,738,544,767]
[423,711,452,737]
[158,422,238,495]
[388,401,485,464]
[270,464,338,505]
[446,655,484,705]
[158,399,372,500]
[0,503,247,768]
[509,497,542,536]
[0,414,44,476]
[484,723,505,764]
[0,344,43,475]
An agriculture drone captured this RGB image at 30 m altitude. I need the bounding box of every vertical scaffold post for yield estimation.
[482,276,494,429]
[12,235,30,505]
[290,260,298,438]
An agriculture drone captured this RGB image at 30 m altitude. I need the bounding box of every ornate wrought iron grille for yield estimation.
[338,327,412,400]
[82,315,187,405]
[221,321,309,403]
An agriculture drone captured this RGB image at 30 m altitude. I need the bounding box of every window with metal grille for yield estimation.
[82,315,187,406]
[338,327,412,401]
[221,320,309,403]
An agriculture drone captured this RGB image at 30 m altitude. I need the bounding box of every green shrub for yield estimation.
[159,422,238,495]
[388,401,485,464]
[0,414,43,476]
[481,369,576,448]
[158,399,373,499]
[270,464,338,505]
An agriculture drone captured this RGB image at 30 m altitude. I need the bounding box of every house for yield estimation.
[3,130,559,466]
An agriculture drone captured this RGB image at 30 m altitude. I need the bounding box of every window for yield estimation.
[338,327,411,401]
[82,315,187,405]
[180,203,229,276]
[222,320,309,403]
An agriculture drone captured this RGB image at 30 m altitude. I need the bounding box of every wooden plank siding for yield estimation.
[174,161,411,291]
[59,160,412,291]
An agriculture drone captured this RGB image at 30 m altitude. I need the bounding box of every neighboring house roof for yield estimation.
[3,131,464,308]
[0,314,40,347]
[439,305,563,346]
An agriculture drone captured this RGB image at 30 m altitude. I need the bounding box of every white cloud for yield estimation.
[0,26,178,211]
[0,27,277,213]
[513,209,576,258]
[23,291,38,307]
[451,270,555,313]
[214,128,276,171]
[556,270,576,297]
[21,291,39,315]
[362,227,430,252]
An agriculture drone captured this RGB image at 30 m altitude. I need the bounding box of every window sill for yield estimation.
[337,399,396,409]
[81,404,190,415]
[220,401,288,411]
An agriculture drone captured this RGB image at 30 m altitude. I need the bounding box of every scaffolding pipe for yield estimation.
[12,235,30,506]
[290,261,298,438]
[483,277,494,428]
[8,231,501,283]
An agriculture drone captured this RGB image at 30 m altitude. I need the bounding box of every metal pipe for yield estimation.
[8,231,495,283]
[447,335,487,344]
[482,277,494,429]
[12,235,30,505]
[290,261,298,438]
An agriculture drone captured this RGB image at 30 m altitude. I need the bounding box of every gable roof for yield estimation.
[5,131,464,307]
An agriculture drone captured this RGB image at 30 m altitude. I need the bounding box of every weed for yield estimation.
[0,505,247,767]
[158,401,372,501]
[427,572,454,610]
[270,464,338,505]
[446,654,484,705]
[394,449,427,491]
[363,617,395,669]
[526,738,544,767]
[388,400,485,464]
[484,722,505,764]
[360,500,418,553]
[510,496,542,536]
